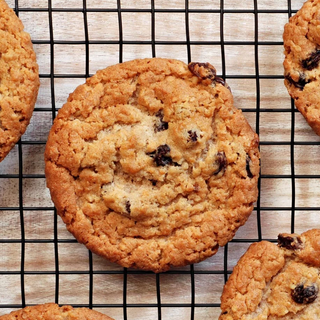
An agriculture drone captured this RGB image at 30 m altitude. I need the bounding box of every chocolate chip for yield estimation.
[125,200,131,214]
[187,130,198,142]
[154,110,168,132]
[147,144,174,166]
[188,62,216,80]
[213,151,227,175]
[285,74,308,90]
[302,49,320,70]
[292,284,318,304]
[246,154,253,179]
[278,234,303,250]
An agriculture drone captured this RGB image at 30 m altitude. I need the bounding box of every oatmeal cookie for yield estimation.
[220,229,320,319]
[283,0,320,135]
[45,58,259,272]
[0,0,39,162]
[0,303,114,320]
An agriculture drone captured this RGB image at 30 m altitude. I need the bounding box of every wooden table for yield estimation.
[0,0,319,319]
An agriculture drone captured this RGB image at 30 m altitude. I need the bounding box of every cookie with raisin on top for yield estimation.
[220,229,320,319]
[45,58,259,273]
[283,0,320,135]
[0,303,114,320]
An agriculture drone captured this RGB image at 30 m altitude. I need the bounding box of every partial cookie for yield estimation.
[45,58,259,272]
[220,229,320,319]
[0,0,39,161]
[283,0,320,135]
[0,303,114,320]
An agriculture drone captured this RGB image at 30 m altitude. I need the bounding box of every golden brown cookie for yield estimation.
[220,229,320,319]
[0,303,114,320]
[283,0,320,135]
[0,0,39,161]
[45,58,259,273]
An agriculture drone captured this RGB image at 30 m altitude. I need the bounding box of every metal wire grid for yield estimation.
[0,0,318,319]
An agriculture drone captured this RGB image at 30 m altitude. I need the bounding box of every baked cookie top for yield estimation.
[283,0,320,135]
[45,58,259,273]
[220,229,320,319]
[0,0,39,161]
[0,303,114,320]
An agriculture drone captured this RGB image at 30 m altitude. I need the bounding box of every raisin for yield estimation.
[150,180,157,186]
[285,74,308,90]
[187,130,198,142]
[147,144,173,166]
[154,110,168,132]
[278,233,303,250]
[246,154,253,179]
[188,62,216,80]
[213,151,227,175]
[125,200,131,214]
[292,284,318,304]
[215,76,231,91]
[301,49,320,70]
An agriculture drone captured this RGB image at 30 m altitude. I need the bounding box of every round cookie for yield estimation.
[220,229,320,319]
[0,0,39,162]
[45,58,259,273]
[0,303,114,320]
[283,0,320,135]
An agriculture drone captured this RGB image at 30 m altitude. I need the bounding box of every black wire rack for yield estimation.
[1,0,319,319]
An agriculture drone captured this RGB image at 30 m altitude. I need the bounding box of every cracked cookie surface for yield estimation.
[220,229,320,320]
[283,0,320,135]
[0,303,114,320]
[45,58,259,272]
[0,0,39,161]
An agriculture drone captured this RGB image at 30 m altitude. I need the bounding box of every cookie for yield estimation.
[45,58,259,273]
[0,303,114,320]
[220,229,320,319]
[0,0,39,162]
[283,0,320,135]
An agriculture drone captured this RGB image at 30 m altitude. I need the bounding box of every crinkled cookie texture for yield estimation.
[45,58,259,272]
[220,229,320,320]
[283,0,320,135]
[0,303,114,320]
[0,0,39,162]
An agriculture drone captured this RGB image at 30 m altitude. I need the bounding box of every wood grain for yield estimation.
[0,0,318,319]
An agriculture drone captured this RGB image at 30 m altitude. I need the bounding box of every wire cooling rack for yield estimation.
[1,0,320,319]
